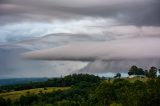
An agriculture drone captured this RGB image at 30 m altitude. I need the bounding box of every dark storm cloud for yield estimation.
[0,46,78,78]
[0,0,159,26]
[0,0,7,3]
[23,37,160,73]
[0,0,160,77]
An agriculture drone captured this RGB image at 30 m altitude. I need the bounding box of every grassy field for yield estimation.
[127,77,148,83]
[0,77,148,102]
[0,87,70,101]
[106,77,148,83]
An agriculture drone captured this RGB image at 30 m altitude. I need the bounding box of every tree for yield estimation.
[19,95,38,106]
[144,70,149,76]
[0,97,7,106]
[0,97,11,106]
[158,69,160,75]
[128,65,145,76]
[137,68,145,75]
[94,82,116,106]
[114,73,121,79]
[128,65,138,75]
[148,67,157,79]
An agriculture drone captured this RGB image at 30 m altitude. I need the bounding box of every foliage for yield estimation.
[148,66,157,78]
[128,66,159,79]
[128,65,145,75]
[0,97,11,106]
[110,102,123,106]
[114,73,121,79]
[92,78,160,106]
[0,87,69,101]
[0,73,101,91]
[1,73,160,106]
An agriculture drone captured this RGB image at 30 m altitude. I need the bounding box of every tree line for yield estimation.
[1,75,160,106]
[0,74,101,92]
[128,65,159,78]
[114,65,159,79]
[1,66,160,106]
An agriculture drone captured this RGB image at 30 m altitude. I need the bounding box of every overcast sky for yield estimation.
[0,0,160,78]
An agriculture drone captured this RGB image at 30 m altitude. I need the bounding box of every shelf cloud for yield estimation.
[23,37,160,72]
[23,38,160,61]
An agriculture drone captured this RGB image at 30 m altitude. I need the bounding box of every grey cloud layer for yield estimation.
[0,46,86,78]
[23,37,160,73]
[79,59,160,74]
[23,38,160,61]
[0,0,160,26]
[0,0,160,77]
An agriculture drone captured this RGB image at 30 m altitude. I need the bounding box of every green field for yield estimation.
[0,87,70,101]
[127,77,148,83]
[106,77,148,83]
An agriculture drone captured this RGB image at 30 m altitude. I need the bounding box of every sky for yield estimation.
[0,0,160,78]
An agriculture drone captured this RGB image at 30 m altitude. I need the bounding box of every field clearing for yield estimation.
[106,77,148,83]
[0,87,70,101]
[127,77,148,83]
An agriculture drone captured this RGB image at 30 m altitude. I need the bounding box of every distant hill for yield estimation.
[0,78,48,86]
[0,87,69,101]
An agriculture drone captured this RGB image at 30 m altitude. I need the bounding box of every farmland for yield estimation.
[0,87,69,101]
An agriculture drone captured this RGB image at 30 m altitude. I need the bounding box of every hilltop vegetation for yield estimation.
[0,66,160,106]
[0,74,101,92]
[0,87,69,101]
[0,74,102,106]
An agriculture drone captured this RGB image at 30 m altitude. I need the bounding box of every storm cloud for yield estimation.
[0,0,160,77]
[23,37,160,73]
[0,0,160,26]
[0,45,87,78]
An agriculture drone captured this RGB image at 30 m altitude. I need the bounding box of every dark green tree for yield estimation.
[144,70,149,76]
[128,65,138,75]
[114,73,121,79]
[128,65,145,76]
[137,68,145,75]
[0,97,7,106]
[148,67,157,79]
[158,69,160,75]
[94,82,116,106]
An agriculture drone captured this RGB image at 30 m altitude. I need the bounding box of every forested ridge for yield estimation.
[1,66,160,106]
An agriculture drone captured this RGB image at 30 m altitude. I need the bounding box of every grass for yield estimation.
[0,87,70,101]
[127,77,148,83]
[106,77,148,83]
